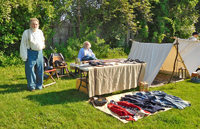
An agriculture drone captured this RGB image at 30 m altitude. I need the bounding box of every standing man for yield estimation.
[20,18,45,91]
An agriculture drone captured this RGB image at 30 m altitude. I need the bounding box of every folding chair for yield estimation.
[43,69,59,88]
[49,53,70,78]
[43,56,59,88]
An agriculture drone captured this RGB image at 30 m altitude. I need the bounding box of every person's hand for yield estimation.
[43,44,46,49]
[170,37,178,40]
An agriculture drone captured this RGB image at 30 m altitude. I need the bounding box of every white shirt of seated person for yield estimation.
[84,42,92,56]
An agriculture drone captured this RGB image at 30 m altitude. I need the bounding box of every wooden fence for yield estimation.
[47,21,132,47]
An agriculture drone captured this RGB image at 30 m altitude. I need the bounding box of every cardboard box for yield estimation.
[76,78,89,94]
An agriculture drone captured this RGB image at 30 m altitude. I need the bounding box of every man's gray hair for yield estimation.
[83,41,91,48]
[30,18,39,25]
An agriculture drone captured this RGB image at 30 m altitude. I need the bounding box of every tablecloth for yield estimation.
[70,63,146,97]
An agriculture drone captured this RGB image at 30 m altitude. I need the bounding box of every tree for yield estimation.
[65,0,152,47]
[0,0,72,55]
[136,0,199,43]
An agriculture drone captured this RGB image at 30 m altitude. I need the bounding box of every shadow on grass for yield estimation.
[25,89,89,106]
[61,74,86,80]
[57,76,77,80]
[44,72,78,81]
[0,84,28,94]
[185,79,198,84]
[16,77,26,80]
[0,74,77,94]
[101,87,139,98]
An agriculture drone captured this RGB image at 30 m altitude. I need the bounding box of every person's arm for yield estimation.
[78,48,84,61]
[171,37,179,40]
[20,30,28,61]
[40,29,45,49]
[89,49,96,58]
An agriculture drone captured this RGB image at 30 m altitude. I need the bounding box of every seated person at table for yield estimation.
[78,41,98,61]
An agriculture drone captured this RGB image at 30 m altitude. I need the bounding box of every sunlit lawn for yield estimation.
[0,63,200,128]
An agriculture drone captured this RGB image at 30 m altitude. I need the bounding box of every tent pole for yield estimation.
[168,40,179,84]
[176,47,191,78]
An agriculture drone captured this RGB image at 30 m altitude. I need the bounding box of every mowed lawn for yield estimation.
[0,64,200,129]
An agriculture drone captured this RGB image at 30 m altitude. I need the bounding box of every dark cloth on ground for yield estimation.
[121,95,165,113]
[134,91,191,109]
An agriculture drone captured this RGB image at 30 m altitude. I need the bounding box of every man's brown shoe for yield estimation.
[30,89,35,92]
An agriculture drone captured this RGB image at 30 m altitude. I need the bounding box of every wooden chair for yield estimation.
[139,81,149,92]
[51,53,70,78]
[43,69,59,88]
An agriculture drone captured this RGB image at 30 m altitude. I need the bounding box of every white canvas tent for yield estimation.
[128,39,200,85]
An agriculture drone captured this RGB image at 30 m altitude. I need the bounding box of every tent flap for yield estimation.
[128,42,174,85]
[128,39,200,85]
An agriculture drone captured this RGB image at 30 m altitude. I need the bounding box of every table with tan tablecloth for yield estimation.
[71,63,146,97]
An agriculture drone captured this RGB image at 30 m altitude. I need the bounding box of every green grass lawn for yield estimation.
[0,63,200,129]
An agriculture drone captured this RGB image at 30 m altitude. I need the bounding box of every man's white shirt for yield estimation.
[20,29,45,61]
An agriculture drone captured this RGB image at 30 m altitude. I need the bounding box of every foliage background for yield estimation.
[0,0,200,66]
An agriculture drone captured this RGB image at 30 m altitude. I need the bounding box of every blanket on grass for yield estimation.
[89,91,190,123]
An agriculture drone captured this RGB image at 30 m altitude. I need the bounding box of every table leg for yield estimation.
[86,71,89,94]
[78,70,83,91]
[78,70,89,96]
